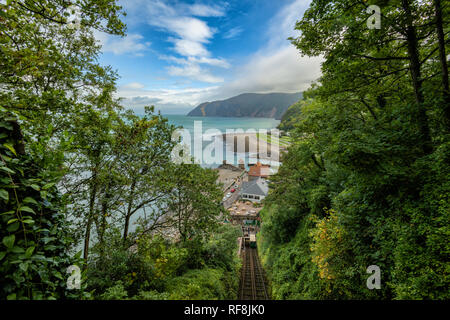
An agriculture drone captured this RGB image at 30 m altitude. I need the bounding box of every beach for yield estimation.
[222,132,281,163]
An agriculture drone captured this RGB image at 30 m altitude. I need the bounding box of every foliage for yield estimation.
[0,0,241,301]
[0,109,81,300]
[165,164,225,243]
[87,224,241,300]
[260,0,450,300]
[278,100,304,132]
[99,281,128,300]
[165,268,232,300]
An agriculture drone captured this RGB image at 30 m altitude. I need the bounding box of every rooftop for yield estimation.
[241,177,269,196]
[248,161,271,177]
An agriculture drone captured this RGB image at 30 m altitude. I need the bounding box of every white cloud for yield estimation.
[137,1,229,83]
[167,64,224,83]
[160,54,230,83]
[117,0,321,114]
[171,38,210,57]
[223,26,243,39]
[218,46,322,96]
[143,1,218,59]
[95,32,150,56]
[122,82,145,89]
[164,17,213,44]
[188,3,226,17]
[194,56,230,68]
[267,0,309,46]
[116,84,220,114]
[160,55,230,69]
[207,0,321,99]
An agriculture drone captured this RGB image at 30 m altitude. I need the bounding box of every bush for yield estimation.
[0,110,78,300]
[87,226,242,300]
[99,281,128,300]
[165,268,230,300]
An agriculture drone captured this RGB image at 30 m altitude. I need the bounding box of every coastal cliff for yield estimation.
[187,92,302,119]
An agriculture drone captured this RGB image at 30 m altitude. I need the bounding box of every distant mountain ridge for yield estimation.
[187,92,303,120]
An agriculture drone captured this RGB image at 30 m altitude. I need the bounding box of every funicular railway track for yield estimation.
[239,247,269,300]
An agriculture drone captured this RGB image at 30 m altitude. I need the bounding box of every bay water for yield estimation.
[165,115,281,169]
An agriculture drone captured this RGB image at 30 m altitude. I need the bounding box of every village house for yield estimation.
[240,177,269,202]
[248,161,272,181]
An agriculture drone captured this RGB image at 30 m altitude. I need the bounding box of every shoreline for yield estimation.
[221,132,280,163]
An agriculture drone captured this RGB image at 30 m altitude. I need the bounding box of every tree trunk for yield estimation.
[123,179,137,242]
[402,0,432,153]
[83,216,92,263]
[83,170,98,264]
[123,213,130,242]
[99,179,112,258]
[433,0,450,125]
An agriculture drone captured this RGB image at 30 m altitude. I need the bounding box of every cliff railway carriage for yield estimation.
[249,233,256,248]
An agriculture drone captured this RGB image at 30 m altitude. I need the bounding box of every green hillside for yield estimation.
[187,92,303,119]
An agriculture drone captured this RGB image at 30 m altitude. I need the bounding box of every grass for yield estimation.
[256,132,291,147]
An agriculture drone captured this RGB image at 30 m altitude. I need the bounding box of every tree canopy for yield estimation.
[260,0,449,299]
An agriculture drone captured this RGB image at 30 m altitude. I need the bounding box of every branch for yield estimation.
[354,54,409,61]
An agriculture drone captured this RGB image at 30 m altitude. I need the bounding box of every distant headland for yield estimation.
[187,92,303,120]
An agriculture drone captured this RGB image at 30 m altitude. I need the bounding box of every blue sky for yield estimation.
[95,0,322,114]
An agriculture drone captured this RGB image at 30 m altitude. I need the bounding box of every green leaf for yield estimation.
[6,222,19,232]
[25,247,35,258]
[30,184,40,191]
[20,206,35,214]
[42,182,55,190]
[0,166,15,174]
[2,235,15,249]
[42,237,56,244]
[0,189,8,201]
[23,197,38,205]
[3,143,17,156]
[7,218,18,224]
[0,251,6,261]
[10,246,25,253]
[74,250,82,259]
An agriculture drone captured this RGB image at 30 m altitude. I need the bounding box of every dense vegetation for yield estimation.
[1,0,448,301]
[259,0,449,299]
[0,0,240,300]
[278,100,304,132]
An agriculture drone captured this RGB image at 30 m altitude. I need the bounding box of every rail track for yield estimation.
[239,247,269,300]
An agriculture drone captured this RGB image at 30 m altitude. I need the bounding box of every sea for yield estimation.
[164,115,281,169]
[165,115,280,134]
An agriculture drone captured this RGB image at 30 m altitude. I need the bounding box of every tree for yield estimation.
[165,164,225,243]
[113,107,176,243]
[260,0,450,300]
[291,0,449,153]
[0,0,126,299]
[62,105,121,263]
